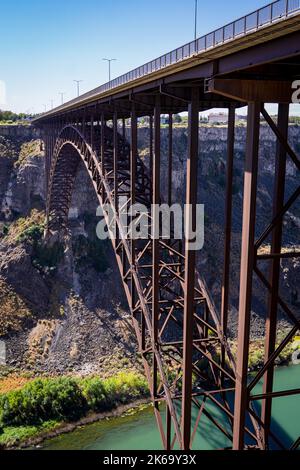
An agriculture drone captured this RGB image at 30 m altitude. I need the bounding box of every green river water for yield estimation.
[41,365,299,450]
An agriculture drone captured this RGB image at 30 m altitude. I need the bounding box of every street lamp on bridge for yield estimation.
[194,0,198,40]
[102,58,117,82]
[73,80,83,97]
[59,92,66,105]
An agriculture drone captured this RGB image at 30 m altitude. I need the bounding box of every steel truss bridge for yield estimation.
[34,0,300,450]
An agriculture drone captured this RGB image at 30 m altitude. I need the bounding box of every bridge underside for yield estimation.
[35,30,300,450]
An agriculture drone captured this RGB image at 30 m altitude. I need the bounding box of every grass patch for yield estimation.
[0,420,60,447]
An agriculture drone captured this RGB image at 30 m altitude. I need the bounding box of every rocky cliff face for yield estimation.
[0,123,299,374]
[0,132,135,375]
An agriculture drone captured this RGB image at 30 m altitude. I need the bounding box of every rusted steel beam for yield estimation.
[100,113,105,170]
[152,95,161,402]
[208,79,294,103]
[149,114,153,186]
[261,103,289,448]
[251,388,300,401]
[122,117,126,157]
[255,186,300,249]
[166,406,171,451]
[168,113,173,207]
[233,102,261,450]
[113,111,119,242]
[130,102,137,316]
[290,437,300,451]
[90,114,94,147]
[220,106,235,384]
[182,87,199,451]
[261,106,300,171]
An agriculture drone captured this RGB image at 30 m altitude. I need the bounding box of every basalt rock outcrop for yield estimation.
[0,123,299,374]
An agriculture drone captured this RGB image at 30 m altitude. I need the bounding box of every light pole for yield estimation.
[59,92,66,105]
[73,80,83,97]
[194,0,198,40]
[102,58,117,82]
[50,100,54,110]
[42,104,47,112]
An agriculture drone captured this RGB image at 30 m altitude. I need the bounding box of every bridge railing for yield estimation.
[98,0,299,95]
[37,0,300,116]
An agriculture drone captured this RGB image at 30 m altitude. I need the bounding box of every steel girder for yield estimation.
[42,90,299,450]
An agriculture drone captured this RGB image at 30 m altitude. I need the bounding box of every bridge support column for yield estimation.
[130,103,137,318]
[168,113,173,207]
[149,114,153,187]
[261,103,289,448]
[101,113,106,201]
[182,87,200,451]
[220,106,235,384]
[90,114,94,148]
[233,102,261,450]
[113,111,119,243]
[152,95,161,403]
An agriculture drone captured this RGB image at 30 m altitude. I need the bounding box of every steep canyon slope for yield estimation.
[0,123,299,375]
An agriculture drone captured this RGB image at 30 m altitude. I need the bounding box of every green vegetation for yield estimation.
[72,235,109,273]
[4,210,64,273]
[247,336,299,371]
[0,372,149,447]
[32,241,64,272]
[0,421,60,447]
[80,373,148,412]
[15,140,43,168]
[289,116,300,125]
[0,109,32,125]
[4,210,45,245]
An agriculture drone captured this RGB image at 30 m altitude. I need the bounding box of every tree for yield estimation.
[173,114,182,124]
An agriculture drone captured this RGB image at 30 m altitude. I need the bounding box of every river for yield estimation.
[41,365,299,450]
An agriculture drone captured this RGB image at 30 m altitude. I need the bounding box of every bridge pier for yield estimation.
[34,14,300,446]
[232,102,261,450]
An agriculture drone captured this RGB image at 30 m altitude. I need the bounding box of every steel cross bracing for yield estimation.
[35,7,300,448]
[40,88,300,450]
[44,108,239,450]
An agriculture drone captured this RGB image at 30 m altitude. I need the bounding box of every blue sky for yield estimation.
[0,0,293,113]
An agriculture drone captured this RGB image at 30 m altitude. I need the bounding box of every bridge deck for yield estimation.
[34,0,300,121]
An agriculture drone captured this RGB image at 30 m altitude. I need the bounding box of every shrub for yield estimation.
[4,210,45,245]
[0,378,86,427]
[103,372,148,406]
[2,225,9,236]
[0,373,149,432]
[32,241,64,270]
[72,235,109,273]
[80,377,107,412]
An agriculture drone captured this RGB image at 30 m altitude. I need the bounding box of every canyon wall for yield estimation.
[0,123,299,374]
